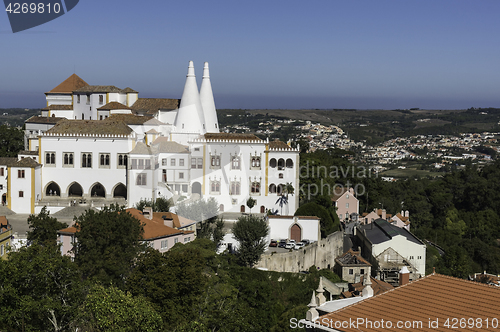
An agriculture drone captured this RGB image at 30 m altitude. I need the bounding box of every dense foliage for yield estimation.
[300,148,500,276]
[232,215,269,267]
[27,206,68,246]
[0,124,24,157]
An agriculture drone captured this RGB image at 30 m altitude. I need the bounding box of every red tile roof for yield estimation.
[316,273,500,332]
[46,74,88,94]
[126,209,195,240]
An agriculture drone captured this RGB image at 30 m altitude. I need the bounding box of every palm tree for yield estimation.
[276,183,294,215]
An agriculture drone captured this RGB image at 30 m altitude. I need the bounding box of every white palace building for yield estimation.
[0,62,299,216]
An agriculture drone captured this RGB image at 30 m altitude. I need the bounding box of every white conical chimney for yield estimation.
[200,62,220,133]
[174,61,206,133]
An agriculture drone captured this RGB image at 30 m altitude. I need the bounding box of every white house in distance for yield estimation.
[356,218,426,281]
[3,61,300,217]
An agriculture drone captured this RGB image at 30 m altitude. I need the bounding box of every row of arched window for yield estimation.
[269,158,293,170]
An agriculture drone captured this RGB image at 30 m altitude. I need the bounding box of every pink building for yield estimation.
[331,187,359,222]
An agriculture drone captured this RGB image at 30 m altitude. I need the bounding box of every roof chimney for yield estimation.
[162,215,173,228]
[143,207,153,220]
[399,266,410,286]
[362,276,373,298]
[174,61,206,133]
[200,62,219,133]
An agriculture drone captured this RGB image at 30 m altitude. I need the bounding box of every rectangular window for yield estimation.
[346,203,349,208]
[19,191,24,198]
[191,158,197,169]
[0,185,3,190]
[184,237,189,243]
[349,269,353,275]
[210,156,220,168]
[179,159,184,166]
[131,159,137,169]
[360,269,365,275]
[86,94,90,105]
[145,159,151,170]
[162,169,167,182]
[45,152,56,166]
[174,238,179,244]
[18,170,25,178]
[161,240,168,249]
[179,172,184,179]
[63,152,74,167]
[194,148,200,151]
[182,184,188,193]
[136,173,147,186]
[197,158,203,169]
[77,95,80,104]
[171,159,176,166]
[0,245,3,256]
[117,154,127,169]
[138,159,144,169]
[0,168,3,176]
[231,156,240,170]
[162,158,167,166]
[99,95,104,105]
[81,153,92,168]
[99,153,110,168]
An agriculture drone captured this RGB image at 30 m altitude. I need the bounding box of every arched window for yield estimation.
[219,204,224,212]
[240,205,245,213]
[82,154,87,168]
[119,155,123,165]
[269,183,276,194]
[230,181,241,195]
[105,154,110,165]
[64,154,69,164]
[278,158,285,170]
[251,181,260,194]
[277,184,284,195]
[260,205,265,213]
[286,158,294,168]
[231,156,240,170]
[100,154,105,166]
[270,158,277,168]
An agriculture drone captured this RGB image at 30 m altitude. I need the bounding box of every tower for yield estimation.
[200,62,220,133]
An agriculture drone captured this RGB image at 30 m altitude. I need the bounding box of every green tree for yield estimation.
[134,197,173,212]
[295,202,336,237]
[0,125,23,157]
[0,244,84,332]
[73,204,146,286]
[246,197,256,213]
[232,214,269,267]
[76,284,162,332]
[27,206,68,246]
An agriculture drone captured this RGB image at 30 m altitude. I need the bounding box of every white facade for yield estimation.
[7,62,300,217]
[267,216,320,242]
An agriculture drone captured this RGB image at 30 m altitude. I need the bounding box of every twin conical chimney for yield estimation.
[200,62,220,133]
[174,61,206,133]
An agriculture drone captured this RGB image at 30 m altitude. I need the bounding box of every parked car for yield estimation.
[269,240,278,247]
[294,242,305,250]
[278,239,287,248]
[285,242,294,249]
[301,239,310,245]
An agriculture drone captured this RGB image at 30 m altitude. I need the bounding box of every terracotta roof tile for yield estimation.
[25,115,65,124]
[204,133,262,141]
[121,87,138,93]
[97,102,131,110]
[46,119,132,136]
[74,85,123,93]
[131,98,180,115]
[268,140,294,150]
[14,158,41,168]
[316,273,500,332]
[46,74,88,94]
[0,157,18,167]
[106,114,153,125]
[336,249,371,266]
[126,209,195,240]
[41,105,73,111]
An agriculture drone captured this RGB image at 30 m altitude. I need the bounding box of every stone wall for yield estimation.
[256,231,344,273]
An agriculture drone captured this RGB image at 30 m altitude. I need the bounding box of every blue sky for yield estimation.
[1,0,500,109]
